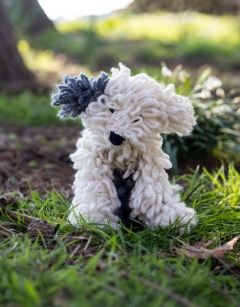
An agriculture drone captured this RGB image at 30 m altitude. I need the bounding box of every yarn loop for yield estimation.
[51,72,110,118]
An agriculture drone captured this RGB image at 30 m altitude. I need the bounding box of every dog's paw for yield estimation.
[177,206,197,234]
[68,211,80,226]
[146,202,197,233]
[68,206,120,229]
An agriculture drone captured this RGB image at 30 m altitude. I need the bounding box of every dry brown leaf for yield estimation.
[177,236,239,259]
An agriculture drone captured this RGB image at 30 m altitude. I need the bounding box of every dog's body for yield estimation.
[52,64,197,231]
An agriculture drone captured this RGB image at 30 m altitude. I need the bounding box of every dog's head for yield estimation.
[51,63,196,149]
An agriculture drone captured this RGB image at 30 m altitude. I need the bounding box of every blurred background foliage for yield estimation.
[130,0,240,15]
[1,0,240,173]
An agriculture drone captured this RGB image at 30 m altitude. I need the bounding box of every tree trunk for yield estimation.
[0,0,38,93]
[19,0,55,35]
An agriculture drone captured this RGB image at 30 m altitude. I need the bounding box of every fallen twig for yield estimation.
[176,236,239,259]
[84,235,92,251]
[63,236,89,241]
[6,209,39,224]
[0,225,15,236]
[69,244,82,258]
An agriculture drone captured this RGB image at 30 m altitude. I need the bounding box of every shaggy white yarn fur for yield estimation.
[62,63,197,231]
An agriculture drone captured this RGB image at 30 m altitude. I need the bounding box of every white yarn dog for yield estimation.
[52,63,197,231]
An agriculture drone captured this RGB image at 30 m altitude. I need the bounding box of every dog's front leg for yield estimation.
[130,160,196,232]
[68,155,121,228]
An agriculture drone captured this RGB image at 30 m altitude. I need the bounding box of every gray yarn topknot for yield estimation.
[51,71,110,118]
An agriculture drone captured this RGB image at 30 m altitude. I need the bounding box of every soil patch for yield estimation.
[0,124,79,198]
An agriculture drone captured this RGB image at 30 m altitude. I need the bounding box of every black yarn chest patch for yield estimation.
[113,169,144,231]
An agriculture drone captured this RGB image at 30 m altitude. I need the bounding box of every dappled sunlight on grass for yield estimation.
[18,40,56,72]
[18,39,91,86]
[57,12,240,61]
[53,12,240,76]
[58,12,239,42]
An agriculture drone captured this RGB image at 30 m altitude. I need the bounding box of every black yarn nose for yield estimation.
[109,131,125,146]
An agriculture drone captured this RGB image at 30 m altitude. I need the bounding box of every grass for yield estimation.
[1,164,240,306]
[0,92,58,126]
[0,92,82,127]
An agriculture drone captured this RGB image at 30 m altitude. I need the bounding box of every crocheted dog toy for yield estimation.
[51,63,197,231]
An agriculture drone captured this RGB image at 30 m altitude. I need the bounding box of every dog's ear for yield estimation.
[158,84,196,136]
[51,71,110,119]
[111,62,131,78]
